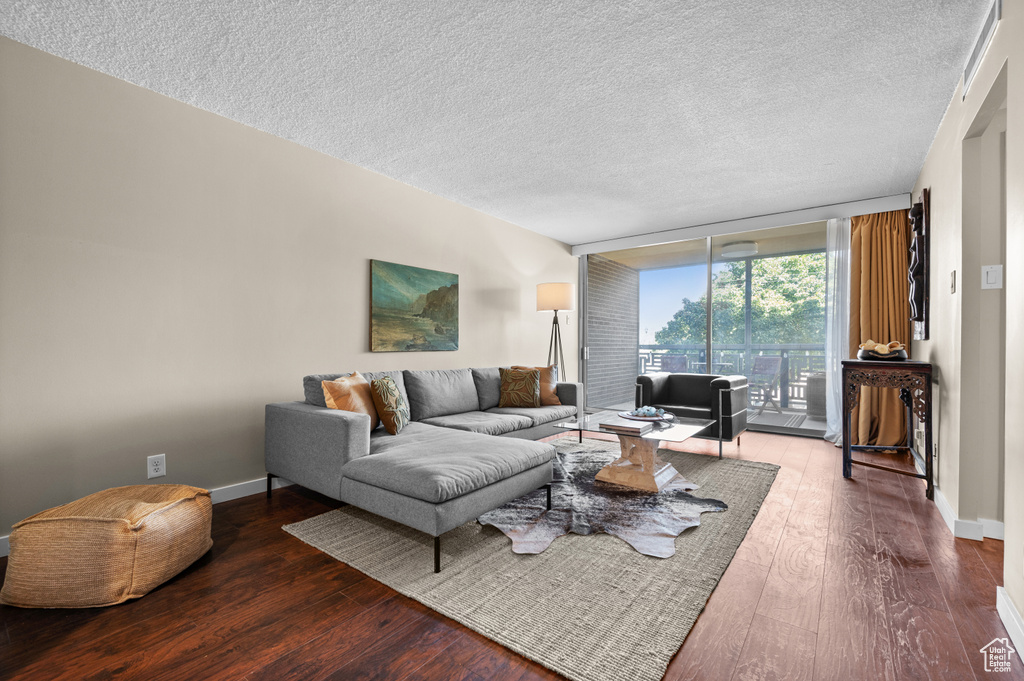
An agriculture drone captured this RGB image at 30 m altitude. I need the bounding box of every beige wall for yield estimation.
[960,107,1006,525]
[912,3,1023,623]
[0,38,579,535]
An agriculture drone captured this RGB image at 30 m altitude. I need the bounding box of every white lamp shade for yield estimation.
[537,282,575,311]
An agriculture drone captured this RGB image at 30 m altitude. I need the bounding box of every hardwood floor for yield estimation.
[1,431,1020,680]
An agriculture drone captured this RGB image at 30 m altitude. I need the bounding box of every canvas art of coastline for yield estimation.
[370,260,459,352]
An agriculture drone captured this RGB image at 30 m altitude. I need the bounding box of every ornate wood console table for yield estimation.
[842,359,933,499]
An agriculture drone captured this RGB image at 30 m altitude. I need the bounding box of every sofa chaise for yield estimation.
[265,367,582,571]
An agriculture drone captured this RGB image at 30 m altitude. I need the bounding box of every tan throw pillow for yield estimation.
[499,367,541,408]
[512,364,561,406]
[322,372,380,431]
[370,376,411,435]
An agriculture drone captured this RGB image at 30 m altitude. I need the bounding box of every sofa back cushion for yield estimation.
[304,370,408,408]
[472,367,502,410]
[403,368,479,421]
[304,374,342,407]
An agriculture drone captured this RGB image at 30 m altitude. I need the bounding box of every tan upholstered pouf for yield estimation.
[0,484,213,608]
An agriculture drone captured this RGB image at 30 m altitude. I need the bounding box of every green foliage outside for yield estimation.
[654,253,826,345]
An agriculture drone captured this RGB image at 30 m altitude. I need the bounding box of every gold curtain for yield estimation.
[849,210,912,446]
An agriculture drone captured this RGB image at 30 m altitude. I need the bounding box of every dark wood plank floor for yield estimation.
[1,431,1020,680]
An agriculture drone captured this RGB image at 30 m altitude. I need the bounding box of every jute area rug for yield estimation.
[283,438,779,681]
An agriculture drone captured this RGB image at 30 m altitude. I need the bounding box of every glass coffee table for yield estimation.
[555,411,716,492]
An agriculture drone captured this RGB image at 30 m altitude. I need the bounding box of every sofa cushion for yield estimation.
[403,369,479,421]
[486,404,577,427]
[472,367,501,410]
[346,424,554,503]
[511,364,562,406]
[322,372,379,431]
[420,411,533,436]
[304,370,408,408]
[499,367,541,408]
[370,376,411,435]
[367,421,434,448]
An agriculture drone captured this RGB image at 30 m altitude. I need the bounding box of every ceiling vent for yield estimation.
[963,0,1001,99]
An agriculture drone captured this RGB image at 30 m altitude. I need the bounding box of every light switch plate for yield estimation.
[982,265,1003,289]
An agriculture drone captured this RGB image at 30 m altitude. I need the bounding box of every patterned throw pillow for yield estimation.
[499,367,541,408]
[370,376,411,435]
[511,364,561,406]
[322,372,380,431]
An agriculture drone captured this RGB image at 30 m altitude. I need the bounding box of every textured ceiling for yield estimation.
[1,1,992,245]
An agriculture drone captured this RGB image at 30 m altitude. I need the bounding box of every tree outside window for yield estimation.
[654,253,826,346]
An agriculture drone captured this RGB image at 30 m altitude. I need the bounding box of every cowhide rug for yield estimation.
[479,446,727,558]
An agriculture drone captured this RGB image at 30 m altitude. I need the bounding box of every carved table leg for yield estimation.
[842,374,853,478]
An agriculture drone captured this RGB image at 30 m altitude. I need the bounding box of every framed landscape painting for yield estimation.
[370,260,459,352]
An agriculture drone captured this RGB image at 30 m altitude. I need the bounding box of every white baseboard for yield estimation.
[0,476,293,558]
[932,487,1002,541]
[998,587,1024,653]
[209,475,292,504]
[934,487,965,536]
[954,518,987,541]
[981,518,1005,540]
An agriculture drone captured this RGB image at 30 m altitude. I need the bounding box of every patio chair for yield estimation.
[660,354,688,373]
[748,356,784,416]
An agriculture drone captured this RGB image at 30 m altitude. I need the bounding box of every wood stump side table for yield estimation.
[841,359,933,499]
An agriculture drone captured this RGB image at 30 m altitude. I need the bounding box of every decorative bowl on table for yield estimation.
[619,407,675,422]
[856,339,908,361]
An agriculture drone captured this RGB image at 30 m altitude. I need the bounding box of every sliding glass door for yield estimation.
[711,224,827,434]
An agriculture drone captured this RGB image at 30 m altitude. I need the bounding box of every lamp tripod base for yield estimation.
[546,310,566,378]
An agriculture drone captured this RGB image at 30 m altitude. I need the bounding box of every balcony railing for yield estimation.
[639,343,826,412]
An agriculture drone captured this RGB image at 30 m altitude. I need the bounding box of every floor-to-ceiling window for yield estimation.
[582,222,827,436]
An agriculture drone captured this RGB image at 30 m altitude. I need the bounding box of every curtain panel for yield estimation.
[849,210,912,447]
[824,217,851,444]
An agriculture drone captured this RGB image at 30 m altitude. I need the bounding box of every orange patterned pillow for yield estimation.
[512,364,561,406]
[370,376,411,435]
[322,372,379,431]
[499,368,541,408]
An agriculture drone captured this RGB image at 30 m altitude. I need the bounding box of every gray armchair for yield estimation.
[635,372,748,457]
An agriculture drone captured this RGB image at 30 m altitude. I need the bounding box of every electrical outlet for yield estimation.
[147,454,166,479]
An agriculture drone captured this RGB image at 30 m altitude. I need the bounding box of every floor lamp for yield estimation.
[537,282,575,379]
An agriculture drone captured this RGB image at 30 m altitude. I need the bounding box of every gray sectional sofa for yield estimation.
[265,367,582,571]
